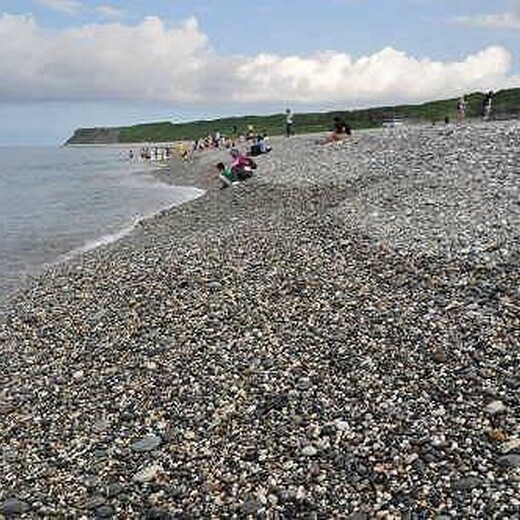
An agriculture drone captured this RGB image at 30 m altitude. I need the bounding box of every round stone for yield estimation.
[133,464,162,483]
[497,455,520,468]
[302,445,318,456]
[453,476,483,491]
[0,498,31,515]
[241,500,262,515]
[501,438,520,454]
[95,504,115,518]
[334,419,349,431]
[130,434,162,452]
[485,400,507,415]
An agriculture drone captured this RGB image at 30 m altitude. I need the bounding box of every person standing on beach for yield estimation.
[482,91,494,121]
[457,95,467,123]
[285,108,294,137]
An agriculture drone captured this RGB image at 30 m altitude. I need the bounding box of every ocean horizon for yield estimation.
[0,145,202,316]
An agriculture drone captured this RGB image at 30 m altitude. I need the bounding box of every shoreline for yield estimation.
[1,122,518,517]
[0,154,205,323]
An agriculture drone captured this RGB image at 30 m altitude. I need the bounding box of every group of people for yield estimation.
[249,133,272,156]
[216,110,356,188]
[129,107,357,190]
[191,132,235,154]
[127,146,172,162]
[184,124,275,161]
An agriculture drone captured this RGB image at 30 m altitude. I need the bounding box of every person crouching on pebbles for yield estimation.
[216,161,238,189]
[216,149,257,189]
[229,147,256,181]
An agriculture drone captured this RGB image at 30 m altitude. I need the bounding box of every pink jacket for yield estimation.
[231,154,250,168]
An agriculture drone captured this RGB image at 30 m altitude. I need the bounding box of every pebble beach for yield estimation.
[0,122,519,518]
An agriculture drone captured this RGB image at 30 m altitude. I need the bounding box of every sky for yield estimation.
[0,0,519,144]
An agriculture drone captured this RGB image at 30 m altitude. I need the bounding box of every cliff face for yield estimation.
[65,127,121,145]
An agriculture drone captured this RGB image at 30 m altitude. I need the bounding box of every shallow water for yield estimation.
[0,146,201,314]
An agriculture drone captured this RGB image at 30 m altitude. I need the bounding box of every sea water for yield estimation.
[0,146,202,316]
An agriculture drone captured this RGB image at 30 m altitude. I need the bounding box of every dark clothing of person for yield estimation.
[234,167,254,181]
[250,136,271,156]
[250,143,263,156]
[230,152,256,181]
[285,109,294,137]
[333,118,351,135]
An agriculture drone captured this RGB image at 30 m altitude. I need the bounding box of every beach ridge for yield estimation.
[1,122,519,518]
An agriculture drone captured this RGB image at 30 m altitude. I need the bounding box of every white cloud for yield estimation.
[0,13,517,107]
[94,6,126,19]
[455,11,520,29]
[454,2,520,30]
[234,46,517,104]
[37,0,83,14]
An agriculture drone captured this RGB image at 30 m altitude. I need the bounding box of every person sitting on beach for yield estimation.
[246,125,256,141]
[249,133,272,156]
[320,116,352,144]
[332,116,351,139]
[216,161,238,189]
[180,142,191,161]
[230,148,256,180]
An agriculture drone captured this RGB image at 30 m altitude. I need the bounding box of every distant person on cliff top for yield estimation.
[285,108,294,137]
[457,95,467,123]
[482,91,494,121]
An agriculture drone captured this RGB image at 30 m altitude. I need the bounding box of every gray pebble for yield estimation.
[497,454,520,468]
[130,433,162,452]
[241,500,263,515]
[95,504,115,518]
[0,498,31,516]
[453,476,484,491]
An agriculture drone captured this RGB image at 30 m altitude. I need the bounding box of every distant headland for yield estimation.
[65,88,520,145]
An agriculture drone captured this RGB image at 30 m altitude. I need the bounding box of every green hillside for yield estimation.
[66,88,520,145]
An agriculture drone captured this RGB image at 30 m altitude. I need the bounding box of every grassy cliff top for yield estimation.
[66,88,520,145]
